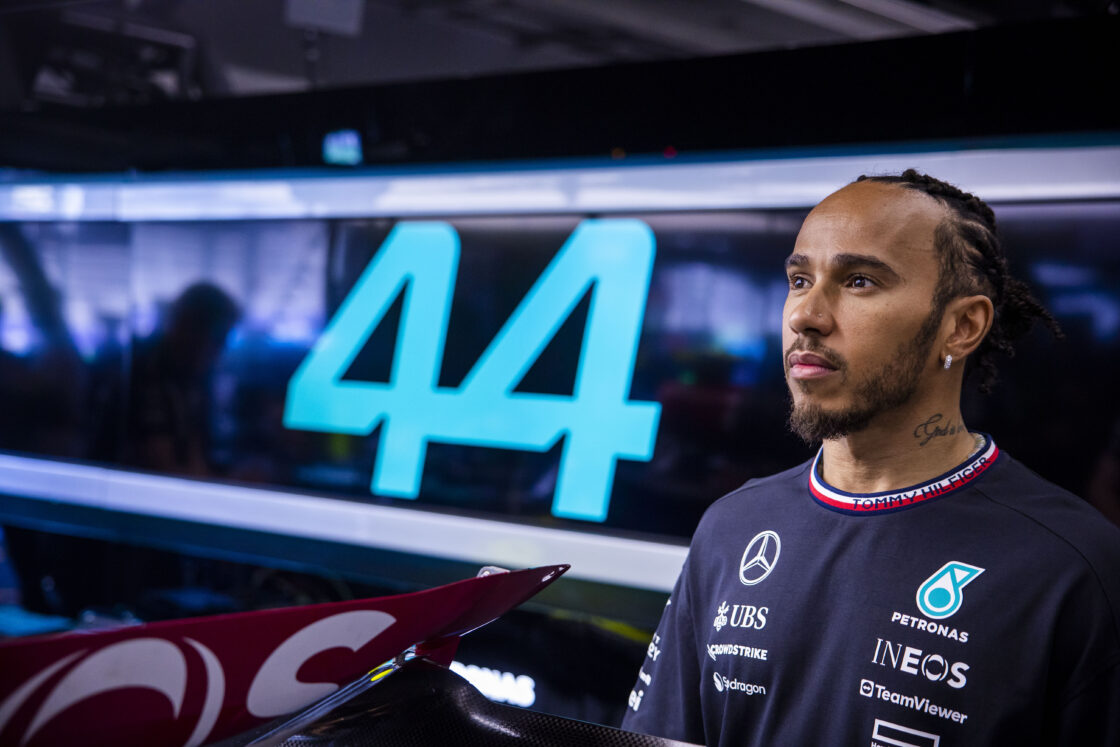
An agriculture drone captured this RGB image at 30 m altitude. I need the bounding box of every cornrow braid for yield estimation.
[856,169,1063,393]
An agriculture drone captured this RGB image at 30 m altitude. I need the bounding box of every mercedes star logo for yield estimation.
[739,530,781,585]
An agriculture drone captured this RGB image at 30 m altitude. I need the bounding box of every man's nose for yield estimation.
[786,286,834,337]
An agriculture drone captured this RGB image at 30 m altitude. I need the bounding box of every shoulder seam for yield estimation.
[973,484,1120,651]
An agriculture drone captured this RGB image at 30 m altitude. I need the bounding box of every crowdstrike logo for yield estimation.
[707,643,768,662]
[916,562,984,620]
[739,531,781,585]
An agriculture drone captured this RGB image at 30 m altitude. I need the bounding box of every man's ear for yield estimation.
[943,295,994,359]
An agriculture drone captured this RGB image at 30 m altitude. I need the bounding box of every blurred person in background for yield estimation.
[126,281,239,475]
[5,282,241,620]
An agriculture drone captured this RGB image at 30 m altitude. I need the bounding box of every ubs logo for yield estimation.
[713,601,768,631]
[739,531,781,586]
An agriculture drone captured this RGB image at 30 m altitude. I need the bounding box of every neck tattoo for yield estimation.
[913,413,966,447]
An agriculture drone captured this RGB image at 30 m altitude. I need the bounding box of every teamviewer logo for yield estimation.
[860,679,875,697]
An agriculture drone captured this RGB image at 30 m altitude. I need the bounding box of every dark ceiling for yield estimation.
[0,0,1115,110]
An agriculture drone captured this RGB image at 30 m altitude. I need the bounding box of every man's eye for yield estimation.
[789,276,808,290]
[849,275,874,289]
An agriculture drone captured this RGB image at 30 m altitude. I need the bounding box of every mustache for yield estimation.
[784,339,846,371]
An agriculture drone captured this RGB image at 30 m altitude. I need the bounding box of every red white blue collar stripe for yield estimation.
[809,434,999,514]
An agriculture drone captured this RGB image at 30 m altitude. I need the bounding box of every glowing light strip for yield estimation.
[0,145,1117,221]
[0,453,686,592]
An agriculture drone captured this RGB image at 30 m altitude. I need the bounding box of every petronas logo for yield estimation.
[916,561,985,620]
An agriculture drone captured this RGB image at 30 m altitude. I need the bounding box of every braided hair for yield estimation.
[856,169,1062,393]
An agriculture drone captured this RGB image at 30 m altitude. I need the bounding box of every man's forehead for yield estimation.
[792,180,945,262]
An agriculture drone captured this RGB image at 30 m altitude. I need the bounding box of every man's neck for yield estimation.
[818,403,980,494]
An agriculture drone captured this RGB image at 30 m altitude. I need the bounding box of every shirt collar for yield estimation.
[808,433,999,515]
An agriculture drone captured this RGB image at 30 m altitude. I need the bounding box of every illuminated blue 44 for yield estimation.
[284,219,661,522]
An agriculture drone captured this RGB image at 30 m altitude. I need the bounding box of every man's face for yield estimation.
[782,181,946,442]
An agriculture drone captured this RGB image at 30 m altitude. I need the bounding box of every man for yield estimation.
[621,170,1120,746]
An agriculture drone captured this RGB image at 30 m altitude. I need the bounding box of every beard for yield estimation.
[787,306,942,444]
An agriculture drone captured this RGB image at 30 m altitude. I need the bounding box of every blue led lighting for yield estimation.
[322,129,364,166]
[284,219,661,522]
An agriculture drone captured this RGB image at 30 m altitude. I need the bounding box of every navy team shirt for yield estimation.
[622,435,1120,746]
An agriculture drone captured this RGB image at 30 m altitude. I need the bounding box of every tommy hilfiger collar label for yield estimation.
[809,434,998,514]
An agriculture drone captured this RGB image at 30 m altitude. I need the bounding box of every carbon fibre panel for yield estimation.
[214,657,699,747]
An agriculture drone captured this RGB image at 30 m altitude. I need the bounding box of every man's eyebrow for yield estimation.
[784,253,809,270]
[830,253,901,280]
[783,252,900,280]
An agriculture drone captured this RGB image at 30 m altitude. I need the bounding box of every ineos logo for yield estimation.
[871,637,969,689]
[739,531,781,586]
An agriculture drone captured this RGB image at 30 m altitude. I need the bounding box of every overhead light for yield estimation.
[284,0,365,37]
[838,0,976,33]
[2,144,1117,221]
[739,0,905,40]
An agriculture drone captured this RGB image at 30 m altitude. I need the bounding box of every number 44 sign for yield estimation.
[283,219,662,522]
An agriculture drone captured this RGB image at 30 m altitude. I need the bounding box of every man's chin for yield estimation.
[788,402,875,444]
